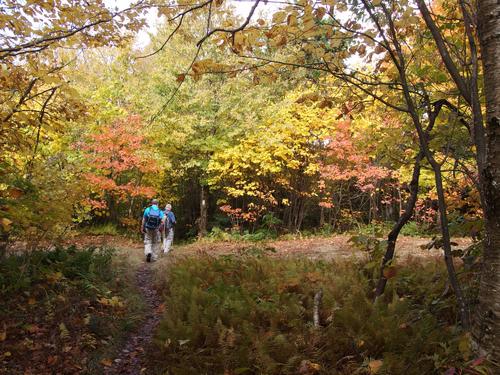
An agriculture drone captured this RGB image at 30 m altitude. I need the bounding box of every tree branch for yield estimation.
[416,0,471,103]
[197,0,262,47]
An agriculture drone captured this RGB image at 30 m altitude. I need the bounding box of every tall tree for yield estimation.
[473,0,500,361]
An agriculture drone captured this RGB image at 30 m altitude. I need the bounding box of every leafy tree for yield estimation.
[78,115,158,225]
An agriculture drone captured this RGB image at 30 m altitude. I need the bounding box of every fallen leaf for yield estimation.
[28,297,36,305]
[369,359,383,374]
[298,360,321,374]
[47,355,58,365]
[0,324,6,341]
[0,218,12,231]
[7,187,24,198]
[383,266,397,279]
[24,324,40,334]
[470,357,485,367]
[100,358,113,367]
[157,303,166,313]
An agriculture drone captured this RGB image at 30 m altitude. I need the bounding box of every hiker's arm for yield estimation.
[140,217,145,233]
[160,215,165,232]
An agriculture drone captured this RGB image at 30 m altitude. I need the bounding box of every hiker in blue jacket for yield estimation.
[141,199,164,262]
[162,203,176,254]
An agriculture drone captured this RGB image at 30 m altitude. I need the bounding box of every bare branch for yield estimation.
[197,0,262,46]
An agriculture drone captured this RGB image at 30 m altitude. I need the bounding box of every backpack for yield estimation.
[144,207,162,229]
[165,211,176,229]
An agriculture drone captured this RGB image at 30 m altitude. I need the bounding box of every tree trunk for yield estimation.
[198,185,208,237]
[297,198,306,231]
[473,0,500,363]
[432,163,470,329]
[374,151,423,300]
[319,206,325,228]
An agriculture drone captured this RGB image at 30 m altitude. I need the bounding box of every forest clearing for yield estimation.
[1,0,499,373]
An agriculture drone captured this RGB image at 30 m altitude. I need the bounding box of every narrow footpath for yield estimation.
[104,263,161,375]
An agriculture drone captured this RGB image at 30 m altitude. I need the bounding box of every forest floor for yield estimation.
[103,262,162,375]
[1,234,473,374]
[69,234,472,374]
[75,233,472,262]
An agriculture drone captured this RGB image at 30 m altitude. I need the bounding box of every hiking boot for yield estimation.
[146,253,152,263]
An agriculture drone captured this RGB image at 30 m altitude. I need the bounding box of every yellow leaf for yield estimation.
[272,11,287,24]
[46,271,63,284]
[369,359,383,374]
[458,333,471,360]
[0,218,12,232]
[372,0,382,5]
[310,362,321,371]
[315,7,327,19]
[59,322,69,339]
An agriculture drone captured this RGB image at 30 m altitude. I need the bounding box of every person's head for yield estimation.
[165,203,172,211]
[151,199,159,206]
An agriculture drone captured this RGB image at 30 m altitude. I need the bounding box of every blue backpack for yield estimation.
[144,207,162,229]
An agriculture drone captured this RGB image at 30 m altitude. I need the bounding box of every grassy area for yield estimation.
[149,248,488,375]
[0,246,145,374]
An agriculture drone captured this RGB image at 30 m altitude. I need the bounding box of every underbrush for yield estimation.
[150,250,488,375]
[208,227,278,242]
[206,220,434,244]
[0,246,144,374]
[80,223,121,236]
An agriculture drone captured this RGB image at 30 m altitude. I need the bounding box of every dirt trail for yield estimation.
[104,262,161,375]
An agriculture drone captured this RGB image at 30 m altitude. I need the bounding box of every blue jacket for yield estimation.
[143,205,164,219]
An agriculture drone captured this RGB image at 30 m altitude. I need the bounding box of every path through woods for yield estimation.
[104,263,161,375]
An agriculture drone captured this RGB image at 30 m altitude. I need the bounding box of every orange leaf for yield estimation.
[369,359,383,374]
[47,355,58,365]
[176,74,185,82]
[24,324,40,333]
[7,187,24,198]
[383,266,397,279]
[101,358,113,367]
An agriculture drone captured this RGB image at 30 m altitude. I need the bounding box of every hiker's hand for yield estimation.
[140,227,145,234]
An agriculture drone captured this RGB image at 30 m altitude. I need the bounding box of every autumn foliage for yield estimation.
[78,115,157,222]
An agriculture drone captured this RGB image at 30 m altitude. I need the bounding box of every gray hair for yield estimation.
[151,199,159,205]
